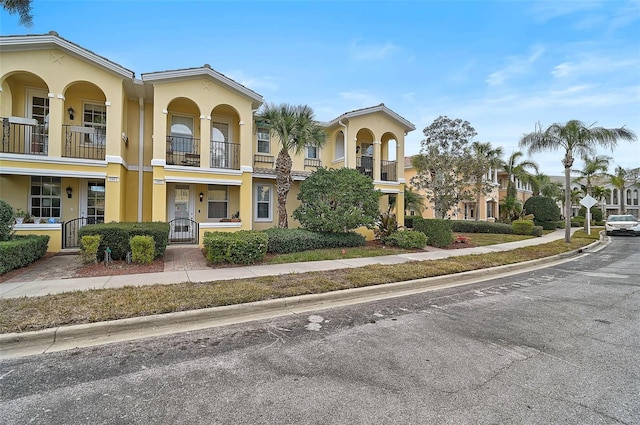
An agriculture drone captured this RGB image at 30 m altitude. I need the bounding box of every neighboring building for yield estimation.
[404,155,519,221]
[0,32,415,251]
[553,176,640,218]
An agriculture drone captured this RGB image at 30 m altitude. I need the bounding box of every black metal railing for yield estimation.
[254,154,275,167]
[356,156,374,178]
[166,136,201,166]
[63,217,104,248]
[381,160,397,181]
[63,125,106,160]
[210,141,240,169]
[1,117,48,155]
[168,218,199,244]
[304,158,322,169]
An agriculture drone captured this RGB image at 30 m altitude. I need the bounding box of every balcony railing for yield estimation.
[254,154,275,167]
[381,160,397,182]
[63,125,106,160]
[210,141,240,170]
[356,156,374,178]
[1,117,48,155]
[167,136,201,167]
[304,158,322,169]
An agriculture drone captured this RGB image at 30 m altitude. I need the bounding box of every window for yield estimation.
[170,115,194,153]
[30,176,61,218]
[257,127,270,154]
[212,121,231,168]
[306,144,318,159]
[83,103,106,145]
[207,185,228,219]
[334,132,344,160]
[255,184,272,221]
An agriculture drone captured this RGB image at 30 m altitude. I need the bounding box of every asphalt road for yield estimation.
[1,236,638,424]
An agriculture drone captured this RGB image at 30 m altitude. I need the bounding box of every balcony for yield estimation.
[356,156,374,178]
[1,117,48,155]
[253,154,274,167]
[304,158,322,169]
[210,140,240,170]
[356,156,397,182]
[167,136,201,167]
[63,125,106,160]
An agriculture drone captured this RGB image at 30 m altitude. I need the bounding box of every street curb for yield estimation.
[0,237,605,359]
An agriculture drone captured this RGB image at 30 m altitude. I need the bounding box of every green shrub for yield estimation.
[571,216,585,227]
[0,235,49,274]
[130,235,155,264]
[375,212,397,243]
[79,222,169,260]
[385,231,428,249]
[512,219,534,235]
[450,220,513,234]
[80,235,102,264]
[556,220,565,229]
[403,216,415,229]
[413,217,453,248]
[523,196,561,229]
[203,231,268,265]
[262,228,365,254]
[0,199,15,242]
[539,221,557,231]
[578,206,603,222]
[531,225,543,237]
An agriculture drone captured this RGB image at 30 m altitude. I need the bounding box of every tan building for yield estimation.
[0,32,415,251]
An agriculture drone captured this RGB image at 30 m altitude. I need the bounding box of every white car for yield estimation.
[605,214,640,236]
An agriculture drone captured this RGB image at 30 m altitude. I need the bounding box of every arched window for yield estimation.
[170,116,193,153]
[334,131,344,160]
[613,189,618,204]
[634,189,639,206]
[626,189,632,205]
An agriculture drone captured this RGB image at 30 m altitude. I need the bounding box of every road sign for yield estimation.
[580,195,597,209]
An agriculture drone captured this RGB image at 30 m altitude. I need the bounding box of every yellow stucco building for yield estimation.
[0,32,415,251]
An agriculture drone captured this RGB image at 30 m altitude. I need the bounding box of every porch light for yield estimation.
[199,192,204,202]
[67,107,75,120]
[66,186,73,198]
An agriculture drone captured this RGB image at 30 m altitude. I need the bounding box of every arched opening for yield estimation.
[166,97,201,166]
[334,131,345,160]
[210,104,240,169]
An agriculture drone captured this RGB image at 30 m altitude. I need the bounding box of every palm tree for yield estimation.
[403,186,425,215]
[501,151,538,199]
[529,172,559,198]
[499,196,522,223]
[467,141,503,221]
[1,0,33,27]
[572,155,611,197]
[257,103,327,228]
[520,120,636,242]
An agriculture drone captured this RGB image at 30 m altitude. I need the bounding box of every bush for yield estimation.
[203,231,268,265]
[450,220,513,234]
[80,235,102,264]
[523,196,561,229]
[385,231,428,249]
[404,216,415,229]
[130,235,155,264]
[375,212,397,243]
[531,226,543,237]
[0,235,49,274]
[79,222,169,260]
[578,206,603,222]
[0,199,15,242]
[413,217,453,248]
[571,216,585,227]
[512,219,534,235]
[262,228,365,254]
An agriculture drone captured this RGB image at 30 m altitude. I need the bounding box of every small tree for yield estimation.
[0,199,16,241]
[293,168,381,233]
[411,116,476,218]
[523,196,561,229]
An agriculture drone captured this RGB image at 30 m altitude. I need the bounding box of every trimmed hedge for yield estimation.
[262,228,365,254]
[0,235,49,274]
[413,217,453,248]
[385,230,428,249]
[450,220,513,234]
[0,199,15,241]
[79,222,169,260]
[532,225,543,237]
[130,235,155,264]
[203,231,268,265]
[512,219,534,235]
[80,235,101,264]
[404,216,416,229]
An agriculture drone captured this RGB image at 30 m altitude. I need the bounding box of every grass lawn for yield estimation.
[0,229,601,334]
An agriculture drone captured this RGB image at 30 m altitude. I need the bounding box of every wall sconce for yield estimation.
[67,107,75,120]
[356,146,360,154]
[66,186,73,199]
[199,192,204,202]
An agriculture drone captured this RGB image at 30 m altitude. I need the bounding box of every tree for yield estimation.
[292,167,380,233]
[410,116,476,219]
[607,166,640,214]
[403,186,424,215]
[1,0,33,27]
[572,155,611,197]
[501,151,538,199]
[520,120,636,242]
[499,196,522,223]
[530,172,560,198]
[257,103,326,228]
[467,141,503,221]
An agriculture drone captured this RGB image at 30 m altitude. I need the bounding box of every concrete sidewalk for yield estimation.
[0,229,578,299]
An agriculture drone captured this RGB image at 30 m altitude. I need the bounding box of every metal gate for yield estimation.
[63,217,89,248]
[168,218,199,244]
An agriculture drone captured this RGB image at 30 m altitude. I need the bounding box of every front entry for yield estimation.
[168,184,198,243]
[63,179,105,248]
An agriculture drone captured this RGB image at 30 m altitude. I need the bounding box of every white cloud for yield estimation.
[339,90,381,107]
[552,53,639,78]
[225,70,279,92]
[530,1,602,22]
[486,45,545,86]
[349,40,398,61]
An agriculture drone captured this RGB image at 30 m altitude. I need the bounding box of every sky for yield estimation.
[1,0,639,176]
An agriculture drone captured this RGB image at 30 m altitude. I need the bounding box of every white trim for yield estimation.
[164,176,242,185]
[398,178,406,184]
[199,222,243,229]
[164,165,242,176]
[12,223,62,231]
[129,165,153,172]
[254,183,273,222]
[0,166,106,178]
[0,153,107,167]
[151,159,166,166]
[241,165,253,173]
[105,155,128,168]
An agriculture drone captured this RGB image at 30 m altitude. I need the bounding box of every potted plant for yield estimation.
[14,208,30,224]
[230,211,241,222]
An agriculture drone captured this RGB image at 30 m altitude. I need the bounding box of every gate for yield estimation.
[63,217,90,248]
[168,218,199,244]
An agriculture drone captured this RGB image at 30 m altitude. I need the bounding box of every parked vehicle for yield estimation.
[605,214,640,236]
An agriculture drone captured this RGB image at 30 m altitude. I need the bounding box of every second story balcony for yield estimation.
[356,156,397,182]
[167,136,201,167]
[1,117,48,156]
[210,140,240,170]
[63,125,106,160]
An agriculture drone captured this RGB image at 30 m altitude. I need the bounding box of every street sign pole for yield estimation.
[580,195,598,236]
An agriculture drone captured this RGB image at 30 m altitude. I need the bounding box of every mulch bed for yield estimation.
[74,258,164,278]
